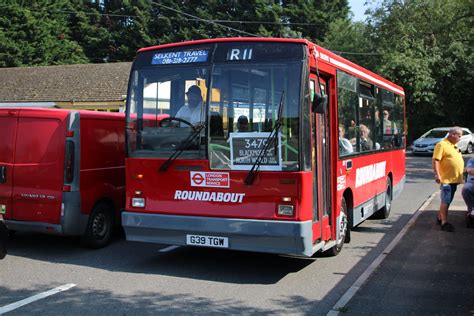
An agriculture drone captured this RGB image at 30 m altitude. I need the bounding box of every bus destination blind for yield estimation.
[152,50,209,65]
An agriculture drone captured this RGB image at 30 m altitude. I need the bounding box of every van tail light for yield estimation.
[64,140,75,184]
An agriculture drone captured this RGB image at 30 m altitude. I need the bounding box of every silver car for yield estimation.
[412,127,473,155]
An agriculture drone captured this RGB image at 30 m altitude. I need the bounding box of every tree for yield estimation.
[321,18,379,69]
[0,0,88,67]
[68,0,154,62]
[147,0,351,43]
[367,0,474,139]
[282,0,350,42]
[0,0,354,65]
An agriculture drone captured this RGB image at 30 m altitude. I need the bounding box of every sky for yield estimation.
[348,0,369,22]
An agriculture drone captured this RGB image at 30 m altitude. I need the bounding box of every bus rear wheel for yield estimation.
[325,197,350,256]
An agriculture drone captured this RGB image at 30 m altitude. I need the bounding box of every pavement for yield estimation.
[343,187,474,315]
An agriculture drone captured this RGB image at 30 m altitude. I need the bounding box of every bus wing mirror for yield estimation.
[312,93,327,114]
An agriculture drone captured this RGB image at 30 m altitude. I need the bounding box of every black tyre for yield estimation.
[81,203,114,249]
[374,178,392,219]
[325,197,349,256]
[0,220,8,259]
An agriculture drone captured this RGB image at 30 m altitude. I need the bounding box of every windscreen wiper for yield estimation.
[159,123,205,172]
[245,92,285,185]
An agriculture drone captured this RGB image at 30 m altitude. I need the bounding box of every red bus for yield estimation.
[122,38,405,256]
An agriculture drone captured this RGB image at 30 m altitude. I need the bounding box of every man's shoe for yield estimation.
[436,217,442,225]
[441,222,455,232]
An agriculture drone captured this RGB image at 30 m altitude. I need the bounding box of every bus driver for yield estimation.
[176,85,204,125]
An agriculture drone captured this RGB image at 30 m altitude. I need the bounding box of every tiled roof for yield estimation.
[0,62,131,103]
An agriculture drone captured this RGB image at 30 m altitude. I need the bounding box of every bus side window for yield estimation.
[358,81,376,152]
[381,89,395,149]
[393,95,405,148]
[337,70,358,156]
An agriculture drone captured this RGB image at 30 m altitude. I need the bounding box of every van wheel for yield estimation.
[325,197,349,256]
[374,178,392,219]
[81,203,114,249]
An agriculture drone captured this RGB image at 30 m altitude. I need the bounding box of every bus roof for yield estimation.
[137,37,404,96]
[313,44,404,96]
[137,37,311,53]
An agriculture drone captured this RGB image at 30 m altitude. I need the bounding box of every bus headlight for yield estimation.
[278,204,294,216]
[132,198,145,208]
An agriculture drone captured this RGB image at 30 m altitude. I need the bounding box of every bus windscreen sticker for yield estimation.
[190,172,230,188]
[152,50,209,65]
[229,132,282,171]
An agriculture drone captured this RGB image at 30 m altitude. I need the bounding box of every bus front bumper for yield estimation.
[122,212,314,257]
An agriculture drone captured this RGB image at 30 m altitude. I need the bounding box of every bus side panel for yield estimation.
[338,149,406,227]
[12,111,67,224]
[79,114,125,217]
[345,156,377,208]
[391,149,406,197]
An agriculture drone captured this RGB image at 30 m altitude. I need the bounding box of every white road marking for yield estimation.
[0,283,76,315]
[327,192,438,315]
[159,245,180,252]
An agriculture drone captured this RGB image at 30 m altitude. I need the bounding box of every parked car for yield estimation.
[412,127,473,155]
[0,108,125,248]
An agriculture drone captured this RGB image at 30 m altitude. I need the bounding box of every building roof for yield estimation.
[0,62,131,103]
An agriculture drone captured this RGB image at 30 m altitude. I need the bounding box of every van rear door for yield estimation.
[12,110,68,224]
[0,109,19,219]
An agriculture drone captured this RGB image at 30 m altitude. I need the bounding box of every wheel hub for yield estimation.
[92,213,107,238]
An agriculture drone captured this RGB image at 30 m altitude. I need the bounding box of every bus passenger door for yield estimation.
[310,76,332,243]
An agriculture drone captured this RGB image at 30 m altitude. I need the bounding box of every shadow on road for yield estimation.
[0,283,321,315]
[5,232,315,285]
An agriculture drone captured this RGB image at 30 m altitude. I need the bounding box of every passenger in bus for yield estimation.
[176,85,204,125]
[347,119,357,139]
[237,115,249,132]
[351,124,373,151]
[382,110,398,148]
[383,110,397,134]
[338,125,353,155]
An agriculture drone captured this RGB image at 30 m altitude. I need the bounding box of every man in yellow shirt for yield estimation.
[432,127,464,232]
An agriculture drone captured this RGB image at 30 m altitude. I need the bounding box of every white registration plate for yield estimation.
[186,234,229,248]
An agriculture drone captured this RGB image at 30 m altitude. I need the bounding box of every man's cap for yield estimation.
[186,85,202,96]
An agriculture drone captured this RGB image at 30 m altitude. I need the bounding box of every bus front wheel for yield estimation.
[325,197,350,256]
